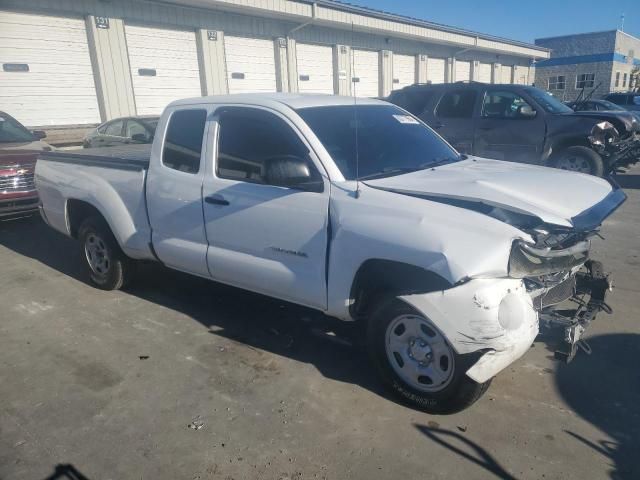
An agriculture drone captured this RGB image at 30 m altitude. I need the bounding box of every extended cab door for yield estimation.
[473,89,546,164]
[202,106,330,309]
[146,107,211,277]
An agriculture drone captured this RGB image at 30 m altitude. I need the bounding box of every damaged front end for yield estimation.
[589,120,640,170]
[509,232,613,363]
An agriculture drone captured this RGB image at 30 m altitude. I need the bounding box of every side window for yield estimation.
[104,120,123,136]
[436,90,477,118]
[125,120,148,139]
[481,91,534,119]
[162,109,207,174]
[216,108,313,186]
[97,124,107,134]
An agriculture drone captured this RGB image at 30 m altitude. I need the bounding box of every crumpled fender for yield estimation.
[400,278,539,383]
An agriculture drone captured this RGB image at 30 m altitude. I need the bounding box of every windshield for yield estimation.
[526,88,574,114]
[297,105,460,180]
[0,113,35,143]
[598,100,626,111]
[141,118,159,131]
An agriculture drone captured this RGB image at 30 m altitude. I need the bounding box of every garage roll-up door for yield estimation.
[296,43,334,94]
[0,11,100,126]
[478,63,492,83]
[500,65,513,84]
[455,60,471,82]
[225,36,277,94]
[427,58,446,84]
[126,25,201,116]
[392,54,416,90]
[351,49,379,97]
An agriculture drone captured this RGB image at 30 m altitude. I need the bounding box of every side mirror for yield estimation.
[264,156,323,193]
[517,105,536,118]
[131,133,149,142]
[32,130,47,139]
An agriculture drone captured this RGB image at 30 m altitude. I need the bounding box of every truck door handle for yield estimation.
[205,195,230,206]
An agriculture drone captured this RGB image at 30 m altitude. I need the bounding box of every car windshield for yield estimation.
[141,118,159,131]
[0,113,35,143]
[526,88,574,114]
[598,100,626,111]
[297,105,461,180]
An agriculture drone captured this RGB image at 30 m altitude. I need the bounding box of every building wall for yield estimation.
[535,62,613,101]
[535,30,640,99]
[613,31,640,92]
[1,0,541,130]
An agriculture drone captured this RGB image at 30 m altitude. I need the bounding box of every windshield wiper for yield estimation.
[358,167,422,181]
[358,156,463,181]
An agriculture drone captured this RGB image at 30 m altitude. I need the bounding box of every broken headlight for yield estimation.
[588,121,619,152]
[508,240,590,278]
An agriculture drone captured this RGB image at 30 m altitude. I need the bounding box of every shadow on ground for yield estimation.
[0,217,388,402]
[414,425,518,479]
[613,174,640,190]
[42,464,90,480]
[555,333,640,480]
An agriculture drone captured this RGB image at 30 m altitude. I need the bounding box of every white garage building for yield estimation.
[0,0,548,131]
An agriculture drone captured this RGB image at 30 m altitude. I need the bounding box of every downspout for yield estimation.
[287,2,317,37]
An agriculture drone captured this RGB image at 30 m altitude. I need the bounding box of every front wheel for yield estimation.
[550,146,605,177]
[78,216,134,290]
[367,297,490,414]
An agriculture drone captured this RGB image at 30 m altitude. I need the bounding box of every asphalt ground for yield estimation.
[1,167,639,480]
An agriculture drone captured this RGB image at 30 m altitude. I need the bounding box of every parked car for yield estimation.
[566,98,638,117]
[36,94,624,413]
[603,92,640,112]
[387,83,640,176]
[0,111,52,219]
[83,116,159,148]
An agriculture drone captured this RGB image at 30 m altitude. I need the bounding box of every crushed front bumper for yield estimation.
[401,278,539,384]
[537,260,612,362]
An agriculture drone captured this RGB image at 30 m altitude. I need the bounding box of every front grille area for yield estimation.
[0,167,36,193]
[533,275,577,310]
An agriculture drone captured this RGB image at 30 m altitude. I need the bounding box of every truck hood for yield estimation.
[364,157,625,230]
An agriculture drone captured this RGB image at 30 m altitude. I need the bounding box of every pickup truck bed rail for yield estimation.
[39,145,151,171]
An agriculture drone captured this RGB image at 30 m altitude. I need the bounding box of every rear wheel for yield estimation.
[78,216,134,290]
[367,297,490,414]
[551,146,604,177]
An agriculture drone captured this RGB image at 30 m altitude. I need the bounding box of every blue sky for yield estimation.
[344,0,639,44]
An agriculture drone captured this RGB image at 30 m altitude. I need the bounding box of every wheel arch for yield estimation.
[349,259,452,319]
[66,199,115,241]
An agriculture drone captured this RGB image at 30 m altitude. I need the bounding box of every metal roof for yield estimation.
[309,0,548,53]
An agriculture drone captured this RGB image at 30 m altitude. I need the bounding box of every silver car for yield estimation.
[83,116,159,148]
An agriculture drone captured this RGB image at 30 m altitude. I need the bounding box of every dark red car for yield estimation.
[0,111,52,220]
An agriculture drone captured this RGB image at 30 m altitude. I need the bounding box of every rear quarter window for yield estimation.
[162,109,207,174]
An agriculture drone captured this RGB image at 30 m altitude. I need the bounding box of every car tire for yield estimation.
[78,216,135,290]
[367,297,491,414]
[550,146,605,177]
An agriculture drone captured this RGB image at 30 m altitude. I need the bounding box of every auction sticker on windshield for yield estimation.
[393,115,420,125]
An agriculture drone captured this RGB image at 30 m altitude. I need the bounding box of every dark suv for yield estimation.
[604,92,640,112]
[388,83,640,176]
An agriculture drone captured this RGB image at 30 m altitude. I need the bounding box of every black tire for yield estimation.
[550,146,605,177]
[367,297,491,414]
[78,216,134,290]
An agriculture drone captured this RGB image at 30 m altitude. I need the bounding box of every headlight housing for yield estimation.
[588,121,619,151]
[508,240,590,278]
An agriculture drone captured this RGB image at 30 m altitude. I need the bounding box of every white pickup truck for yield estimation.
[36,94,625,413]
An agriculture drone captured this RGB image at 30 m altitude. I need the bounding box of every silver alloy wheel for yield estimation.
[84,233,111,276]
[385,314,455,393]
[555,154,592,174]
